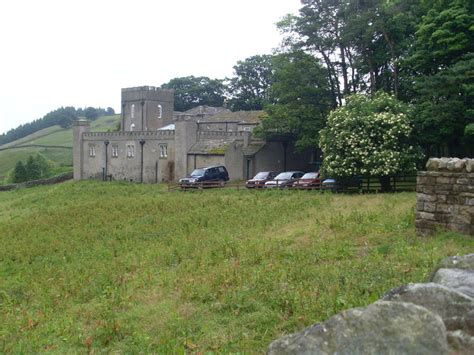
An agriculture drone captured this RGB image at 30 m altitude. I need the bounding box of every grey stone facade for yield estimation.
[73,86,315,183]
[416,158,474,236]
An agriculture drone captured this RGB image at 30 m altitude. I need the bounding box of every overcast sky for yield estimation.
[0,0,302,135]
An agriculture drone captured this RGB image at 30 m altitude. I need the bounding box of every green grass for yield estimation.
[0,115,120,180]
[0,183,472,353]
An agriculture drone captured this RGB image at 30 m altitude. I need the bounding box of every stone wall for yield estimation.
[0,172,73,192]
[416,158,474,236]
[268,254,474,354]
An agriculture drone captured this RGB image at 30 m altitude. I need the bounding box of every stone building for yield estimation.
[73,86,314,183]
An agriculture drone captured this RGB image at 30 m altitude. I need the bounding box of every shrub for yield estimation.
[319,93,422,191]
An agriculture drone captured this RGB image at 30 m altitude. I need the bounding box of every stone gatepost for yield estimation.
[416,158,474,235]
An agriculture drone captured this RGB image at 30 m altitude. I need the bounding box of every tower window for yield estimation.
[131,104,135,119]
[159,144,168,158]
[157,104,162,119]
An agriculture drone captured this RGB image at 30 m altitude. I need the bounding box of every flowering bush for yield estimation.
[319,93,421,179]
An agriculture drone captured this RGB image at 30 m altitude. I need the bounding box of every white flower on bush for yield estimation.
[319,92,422,178]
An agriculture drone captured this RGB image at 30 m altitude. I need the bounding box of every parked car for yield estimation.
[264,171,305,188]
[178,165,229,188]
[322,177,363,191]
[246,171,279,188]
[292,172,321,189]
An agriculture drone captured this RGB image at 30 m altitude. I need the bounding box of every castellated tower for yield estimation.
[121,86,174,132]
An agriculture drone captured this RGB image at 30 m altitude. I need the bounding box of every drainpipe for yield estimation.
[140,140,146,183]
[104,140,109,180]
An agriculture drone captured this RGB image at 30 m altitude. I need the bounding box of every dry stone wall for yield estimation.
[416,158,474,236]
[268,254,474,354]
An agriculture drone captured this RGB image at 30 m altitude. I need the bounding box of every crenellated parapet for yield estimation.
[83,130,175,138]
[197,130,244,138]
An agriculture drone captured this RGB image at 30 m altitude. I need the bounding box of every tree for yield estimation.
[84,107,99,120]
[12,161,28,183]
[405,0,474,156]
[255,51,333,150]
[319,92,421,191]
[227,55,275,111]
[161,76,227,112]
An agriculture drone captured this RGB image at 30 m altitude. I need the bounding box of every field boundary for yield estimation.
[0,172,73,192]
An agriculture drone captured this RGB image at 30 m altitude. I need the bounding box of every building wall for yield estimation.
[225,142,245,180]
[81,131,175,183]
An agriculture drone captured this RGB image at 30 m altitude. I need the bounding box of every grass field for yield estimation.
[0,115,120,181]
[1,182,473,353]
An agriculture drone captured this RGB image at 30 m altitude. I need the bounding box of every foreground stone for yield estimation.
[267,301,448,355]
[383,283,474,334]
[431,268,474,298]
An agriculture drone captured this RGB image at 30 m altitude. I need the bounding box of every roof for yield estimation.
[183,106,231,116]
[188,138,235,155]
[198,110,266,124]
[242,142,266,156]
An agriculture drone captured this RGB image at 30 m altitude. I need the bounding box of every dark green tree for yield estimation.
[228,55,275,111]
[84,107,99,120]
[255,51,332,150]
[12,161,28,183]
[406,0,474,156]
[161,76,227,112]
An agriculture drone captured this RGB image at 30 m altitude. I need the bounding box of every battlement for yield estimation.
[121,86,174,93]
[121,86,174,102]
[83,130,175,139]
[197,130,244,138]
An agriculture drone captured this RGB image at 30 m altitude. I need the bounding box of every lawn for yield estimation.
[0,182,472,353]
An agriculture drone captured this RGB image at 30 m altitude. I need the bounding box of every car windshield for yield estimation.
[302,172,318,179]
[253,172,269,179]
[274,172,293,180]
[190,168,206,177]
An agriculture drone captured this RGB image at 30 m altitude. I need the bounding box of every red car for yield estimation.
[246,171,279,188]
[292,172,321,189]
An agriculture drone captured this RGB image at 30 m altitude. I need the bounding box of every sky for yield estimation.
[0,0,302,135]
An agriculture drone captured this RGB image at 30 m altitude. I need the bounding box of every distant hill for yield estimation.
[0,115,120,181]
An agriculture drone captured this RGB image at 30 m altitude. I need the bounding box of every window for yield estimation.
[89,144,96,157]
[131,104,135,119]
[112,145,119,158]
[159,144,168,158]
[127,144,135,158]
[157,104,162,119]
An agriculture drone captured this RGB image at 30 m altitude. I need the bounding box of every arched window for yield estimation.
[157,104,162,119]
[131,104,135,119]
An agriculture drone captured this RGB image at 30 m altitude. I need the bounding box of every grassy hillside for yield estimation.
[0,115,119,180]
[1,183,472,353]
